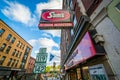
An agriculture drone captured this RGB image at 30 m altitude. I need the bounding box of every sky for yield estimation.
[0,0,63,66]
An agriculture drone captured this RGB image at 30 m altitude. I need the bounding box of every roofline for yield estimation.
[0,19,33,48]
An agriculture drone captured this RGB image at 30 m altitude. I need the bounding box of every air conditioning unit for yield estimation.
[93,33,105,44]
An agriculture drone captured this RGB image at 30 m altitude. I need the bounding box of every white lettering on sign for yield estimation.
[47,12,64,18]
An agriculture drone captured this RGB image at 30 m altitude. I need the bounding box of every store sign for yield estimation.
[65,32,96,69]
[89,64,109,80]
[38,9,73,29]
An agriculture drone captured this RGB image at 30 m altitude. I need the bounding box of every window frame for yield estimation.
[0,29,5,36]
[11,37,16,43]
[6,34,12,41]
[0,56,6,65]
[5,46,11,54]
[116,2,120,12]
[0,43,7,51]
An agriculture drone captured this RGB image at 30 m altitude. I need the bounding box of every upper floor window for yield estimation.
[0,29,5,36]
[116,3,120,11]
[7,58,12,66]
[0,43,6,51]
[26,47,30,53]
[11,59,16,67]
[12,49,16,56]
[18,52,22,58]
[0,56,6,65]
[15,60,19,67]
[70,0,73,10]
[11,37,16,43]
[73,15,77,27]
[16,51,19,57]
[16,41,20,47]
[6,34,12,41]
[20,62,25,68]
[5,46,11,54]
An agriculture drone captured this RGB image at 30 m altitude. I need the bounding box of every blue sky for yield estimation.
[0,0,62,66]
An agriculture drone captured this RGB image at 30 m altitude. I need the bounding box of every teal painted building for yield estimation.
[108,0,120,31]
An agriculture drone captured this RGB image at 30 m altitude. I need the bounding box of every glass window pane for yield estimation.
[6,46,11,54]
[116,3,120,10]
[6,34,12,41]
[0,56,6,65]
[0,43,6,51]
[0,29,5,36]
[11,37,16,43]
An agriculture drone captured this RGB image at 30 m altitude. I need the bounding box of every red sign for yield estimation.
[38,23,73,29]
[41,10,70,22]
[39,10,73,29]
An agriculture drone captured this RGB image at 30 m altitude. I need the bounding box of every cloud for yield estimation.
[44,30,61,37]
[28,37,60,65]
[28,37,59,53]
[28,39,38,46]
[42,33,52,38]
[1,0,36,26]
[36,0,63,16]
[38,38,59,53]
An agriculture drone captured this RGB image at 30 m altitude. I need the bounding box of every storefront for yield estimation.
[0,66,26,79]
[64,31,115,80]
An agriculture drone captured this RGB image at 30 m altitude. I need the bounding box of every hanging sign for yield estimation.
[38,9,73,29]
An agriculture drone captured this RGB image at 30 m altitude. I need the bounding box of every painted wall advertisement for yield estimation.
[89,64,109,80]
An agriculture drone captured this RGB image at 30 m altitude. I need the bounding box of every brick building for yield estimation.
[61,0,120,80]
[0,19,32,76]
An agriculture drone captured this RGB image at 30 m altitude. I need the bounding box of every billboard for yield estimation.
[38,9,73,29]
[65,32,96,69]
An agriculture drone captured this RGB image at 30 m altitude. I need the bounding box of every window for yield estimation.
[11,37,16,43]
[5,46,11,54]
[15,60,19,67]
[0,56,6,65]
[0,43,6,51]
[16,51,19,57]
[22,45,25,50]
[23,55,27,60]
[7,58,12,66]
[20,43,22,48]
[12,49,16,56]
[20,62,25,68]
[16,41,20,47]
[0,29,5,36]
[26,47,30,53]
[11,59,15,67]
[6,34,12,41]
[116,3,120,11]
[73,15,77,27]
[70,0,73,10]
[18,52,22,58]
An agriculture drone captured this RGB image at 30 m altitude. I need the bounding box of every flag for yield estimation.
[49,53,55,61]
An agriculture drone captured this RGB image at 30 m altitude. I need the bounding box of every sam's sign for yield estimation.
[38,9,73,29]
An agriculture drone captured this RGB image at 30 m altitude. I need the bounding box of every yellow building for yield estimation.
[0,19,32,75]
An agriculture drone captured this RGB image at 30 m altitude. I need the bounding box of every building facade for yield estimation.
[61,0,120,80]
[26,57,35,73]
[0,19,32,76]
